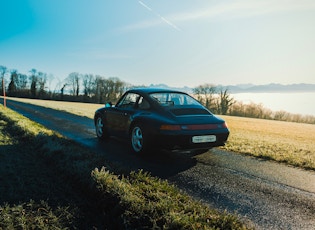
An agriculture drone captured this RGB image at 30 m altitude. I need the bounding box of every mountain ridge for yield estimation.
[147,83,315,94]
[225,83,315,93]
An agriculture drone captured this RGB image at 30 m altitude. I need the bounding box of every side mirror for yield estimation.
[105,102,112,108]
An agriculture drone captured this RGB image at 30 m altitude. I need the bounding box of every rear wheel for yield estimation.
[130,124,149,154]
[95,116,109,140]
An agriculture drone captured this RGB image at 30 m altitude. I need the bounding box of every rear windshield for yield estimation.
[150,92,201,107]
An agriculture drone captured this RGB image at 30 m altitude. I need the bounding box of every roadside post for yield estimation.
[2,77,6,108]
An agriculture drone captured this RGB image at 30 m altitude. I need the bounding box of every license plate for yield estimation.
[192,135,216,143]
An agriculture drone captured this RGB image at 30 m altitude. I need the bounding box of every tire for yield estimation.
[130,124,149,154]
[95,115,109,140]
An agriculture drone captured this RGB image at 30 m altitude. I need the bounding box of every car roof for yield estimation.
[127,87,187,95]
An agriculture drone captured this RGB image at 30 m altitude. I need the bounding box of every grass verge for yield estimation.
[0,105,249,229]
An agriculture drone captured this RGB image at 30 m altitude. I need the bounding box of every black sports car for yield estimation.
[94,88,229,154]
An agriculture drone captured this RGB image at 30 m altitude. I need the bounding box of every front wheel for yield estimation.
[95,116,109,140]
[130,124,149,154]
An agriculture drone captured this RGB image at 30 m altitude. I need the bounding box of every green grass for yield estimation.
[0,201,74,230]
[0,105,249,229]
[4,96,315,171]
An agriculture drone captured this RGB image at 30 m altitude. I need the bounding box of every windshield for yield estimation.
[150,92,201,107]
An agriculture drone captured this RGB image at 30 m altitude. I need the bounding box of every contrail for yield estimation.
[138,0,152,11]
[138,0,181,31]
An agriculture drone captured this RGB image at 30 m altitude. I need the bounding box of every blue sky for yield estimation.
[1,0,314,88]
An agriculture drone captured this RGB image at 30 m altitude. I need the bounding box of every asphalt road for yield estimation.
[2,98,315,229]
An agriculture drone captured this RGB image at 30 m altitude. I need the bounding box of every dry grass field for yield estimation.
[221,116,315,170]
[4,96,101,118]
[4,96,315,170]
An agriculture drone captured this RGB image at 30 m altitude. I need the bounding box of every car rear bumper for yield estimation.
[153,129,229,151]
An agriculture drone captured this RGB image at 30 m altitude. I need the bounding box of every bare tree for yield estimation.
[16,73,28,90]
[193,84,217,111]
[8,70,18,95]
[93,76,126,103]
[229,101,245,117]
[104,77,125,102]
[66,72,80,96]
[217,87,234,115]
[59,83,66,100]
[29,68,38,98]
[94,75,104,103]
[37,72,47,97]
[82,74,95,97]
[273,110,289,121]
[45,73,55,93]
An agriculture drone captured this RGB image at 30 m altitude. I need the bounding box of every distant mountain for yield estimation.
[147,83,315,94]
[225,83,315,93]
[148,84,193,93]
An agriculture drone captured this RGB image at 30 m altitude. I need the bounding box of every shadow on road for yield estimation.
[1,97,198,179]
[93,137,198,179]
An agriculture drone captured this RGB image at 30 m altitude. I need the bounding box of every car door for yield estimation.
[106,92,140,137]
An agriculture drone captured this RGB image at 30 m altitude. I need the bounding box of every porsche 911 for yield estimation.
[94,88,229,154]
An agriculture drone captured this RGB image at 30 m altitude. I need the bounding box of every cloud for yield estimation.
[121,0,315,32]
[172,0,315,22]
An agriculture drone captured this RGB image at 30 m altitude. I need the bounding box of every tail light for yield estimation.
[160,125,181,131]
[221,122,228,128]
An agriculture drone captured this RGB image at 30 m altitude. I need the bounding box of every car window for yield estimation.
[150,92,200,107]
[117,93,139,108]
[138,97,150,110]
